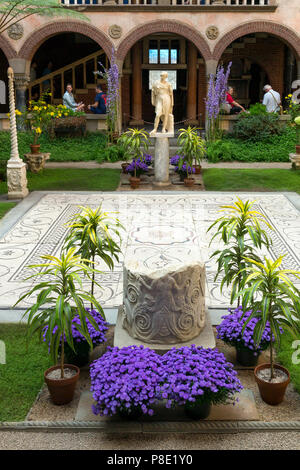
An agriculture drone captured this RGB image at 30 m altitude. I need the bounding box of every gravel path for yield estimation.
[0,431,300,450]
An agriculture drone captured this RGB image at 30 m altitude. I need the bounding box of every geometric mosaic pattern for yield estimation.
[0,192,299,310]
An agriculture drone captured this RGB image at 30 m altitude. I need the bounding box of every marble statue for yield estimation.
[150,72,174,135]
[121,260,206,345]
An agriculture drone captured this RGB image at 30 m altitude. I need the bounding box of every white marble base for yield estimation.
[7,161,29,199]
[154,136,170,184]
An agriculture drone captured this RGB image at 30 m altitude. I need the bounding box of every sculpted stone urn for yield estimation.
[121,260,206,345]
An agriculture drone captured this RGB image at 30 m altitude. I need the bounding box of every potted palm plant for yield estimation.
[118,128,150,189]
[207,197,273,306]
[177,126,205,186]
[64,205,123,307]
[236,255,300,405]
[15,248,105,405]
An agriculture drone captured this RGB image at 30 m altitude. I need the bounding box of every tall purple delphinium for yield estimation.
[97,48,119,142]
[205,62,232,142]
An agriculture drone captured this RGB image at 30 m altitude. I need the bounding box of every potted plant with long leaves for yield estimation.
[118,128,150,189]
[64,205,123,308]
[177,126,205,186]
[236,255,300,405]
[14,248,105,405]
[207,198,273,307]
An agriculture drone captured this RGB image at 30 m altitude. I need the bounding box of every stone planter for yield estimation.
[118,406,143,420]
[24,152,50,173]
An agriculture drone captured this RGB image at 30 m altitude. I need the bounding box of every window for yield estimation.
[148,39,179,65]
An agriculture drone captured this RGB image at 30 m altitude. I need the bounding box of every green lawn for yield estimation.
[277,330,300,394]
[0,131,107,162]
[0,202,16,219]
[0,324,52,422]
[203,169,300,194]
[0,168,120,194]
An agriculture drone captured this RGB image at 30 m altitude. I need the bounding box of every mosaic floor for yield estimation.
[0,192,299,310]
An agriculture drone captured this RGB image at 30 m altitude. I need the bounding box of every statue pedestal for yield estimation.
[290,152,300,170]
[151,131,174,187]
[7,160,29,199]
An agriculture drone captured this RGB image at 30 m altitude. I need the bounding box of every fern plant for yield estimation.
[207,197,273,305]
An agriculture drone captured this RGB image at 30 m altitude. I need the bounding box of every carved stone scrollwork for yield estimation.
[122,261,206,344]
[206,26,220,41]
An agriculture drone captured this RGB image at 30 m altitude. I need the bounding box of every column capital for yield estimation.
[14,73,30,90]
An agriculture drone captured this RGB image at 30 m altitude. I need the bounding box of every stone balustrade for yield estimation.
[61,0,276,8]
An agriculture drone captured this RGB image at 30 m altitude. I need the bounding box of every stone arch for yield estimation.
[0,35,17,60]
[116,20,212,64]
[213,21,300,62]
[18,21,114,61]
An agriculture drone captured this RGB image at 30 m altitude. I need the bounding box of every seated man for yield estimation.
[63,84,85,112]
[88,85,107,114]
[226,87,245,114]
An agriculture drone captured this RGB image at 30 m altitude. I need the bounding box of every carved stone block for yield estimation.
[7,161,29,199]
[24,153,50,173]
[122,260,206,345]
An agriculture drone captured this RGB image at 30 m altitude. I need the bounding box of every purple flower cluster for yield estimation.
[175,163,195,176]
[160,345,243,408]
[43,308,108,346]
[90,345,163,416]
[205,62,232,121]
[216,307,280,354]
[144,154,153,166]
[126,158,149,177]
[170,155,183,166]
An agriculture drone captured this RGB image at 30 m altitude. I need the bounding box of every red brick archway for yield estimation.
[116,20,212,64]
[213,21,300,61]
[18,21,114,61]
[0,35,17,59]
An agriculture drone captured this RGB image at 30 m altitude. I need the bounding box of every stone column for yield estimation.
[6,67,29,200]
[186,42,198,125]
[297,61,300,80]
[129,42,144,125]
[14,74,29,112]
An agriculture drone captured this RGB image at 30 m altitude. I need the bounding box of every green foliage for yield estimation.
[205,126,296,162]
[236,256,300,378]
[248,103,268,116]
[118,128,150,178]
[0,323,51,421]
[0,0,88,35]
[206,140,233,163]
[97,144,125,163]
[177,126,205,176]
[207,198,273,305]
[14,248,105,378]
[233,113,282,142]
[0,202,16,219]
[276,329,300,394]
[64,206,123,306]
[285,95,300,121]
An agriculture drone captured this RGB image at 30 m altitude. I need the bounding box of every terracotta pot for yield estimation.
[30,144,41,155]
[121,163,128,174]
[184,177,195,187]
[296,145,300,155]
[129,176,140,189]
[193,165,202,175]
[44,364,80,405]
[184,401,211,420]
[254,363,290,406]
[236,347,260,367]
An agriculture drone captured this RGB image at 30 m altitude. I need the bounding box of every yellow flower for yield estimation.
[288,94,292,98]
[48,92,52,96]
[33,106,38,111]
[35,127,42,134]
[6,113,10,117]
[50,112,54,116]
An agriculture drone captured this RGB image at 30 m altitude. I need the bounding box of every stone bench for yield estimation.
[219,114,291,133]
[0,113,107,132]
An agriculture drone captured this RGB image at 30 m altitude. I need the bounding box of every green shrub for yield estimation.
[233,114,282,142]
[97,144,125,163]
[206,140,233,163]
[248,103,268,116]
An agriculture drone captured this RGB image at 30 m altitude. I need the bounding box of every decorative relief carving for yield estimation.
[122,261,206,344]
[108,24,122,39]
[8,23,24,41]
[206,26,219,41]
